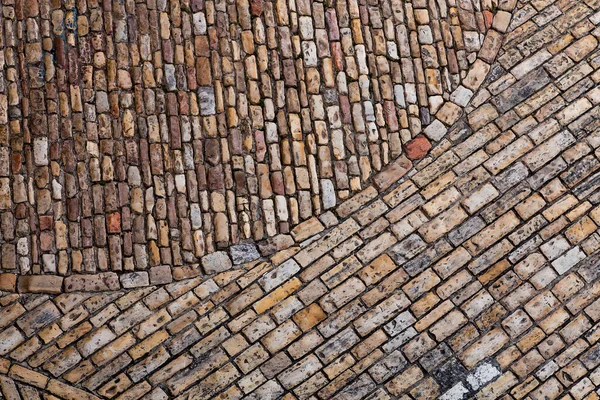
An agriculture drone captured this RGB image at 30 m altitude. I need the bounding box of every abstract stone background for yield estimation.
[2,0,600,398]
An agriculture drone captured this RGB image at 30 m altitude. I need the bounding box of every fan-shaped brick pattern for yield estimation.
[0,0,509,276]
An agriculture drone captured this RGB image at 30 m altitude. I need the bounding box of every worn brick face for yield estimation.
[2,0,600,400]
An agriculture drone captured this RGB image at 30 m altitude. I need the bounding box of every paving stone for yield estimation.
[202,252,233,274]
[230,244,261,265]
[405,136,433,160]
[493,68,552,113]
[460,328,509,368]
[0,327,25,355]
[2,2,600,400]
[18,276,63,294]
[373,156,413,190]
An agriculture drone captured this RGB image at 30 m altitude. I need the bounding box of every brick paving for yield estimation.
[0,0,510,275]
[2,0,600,399]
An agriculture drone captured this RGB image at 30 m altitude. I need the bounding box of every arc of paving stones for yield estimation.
[419,2,512,148]
[0,0,516,294]
[0,0,518,281]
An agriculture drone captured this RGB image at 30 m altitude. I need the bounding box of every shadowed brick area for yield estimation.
[3,0,600,399]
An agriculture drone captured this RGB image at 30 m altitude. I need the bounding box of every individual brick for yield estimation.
[460,328,509,368]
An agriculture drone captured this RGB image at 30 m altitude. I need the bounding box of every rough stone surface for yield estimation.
[405,136,433,160]
[0,0,506,279]
[230,244,261,265]
[3,1,600,400]
[202,252,233,274]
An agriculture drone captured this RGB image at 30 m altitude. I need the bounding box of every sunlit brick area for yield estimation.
[2,0,600,398]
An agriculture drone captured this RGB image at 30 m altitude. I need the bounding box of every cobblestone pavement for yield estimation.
[0,0,510,274]
[3,0,600,399]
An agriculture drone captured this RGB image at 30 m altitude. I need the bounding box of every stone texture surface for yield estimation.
[0,0,504,277]
[2,0,600,399]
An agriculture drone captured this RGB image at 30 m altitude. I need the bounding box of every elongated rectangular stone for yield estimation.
[484,136,534,174]
[413,152,461,187]
[17,301,61,337]
[464,211,521,256]
[354,293,411,336]
[418,204,469,243]
[493,68,551,113]
[166,349,228,394]
[373,156,412,190]
[336,186,378,217]
[460,328,509,368]
[294,219,361,267]
[522,130,576,171]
